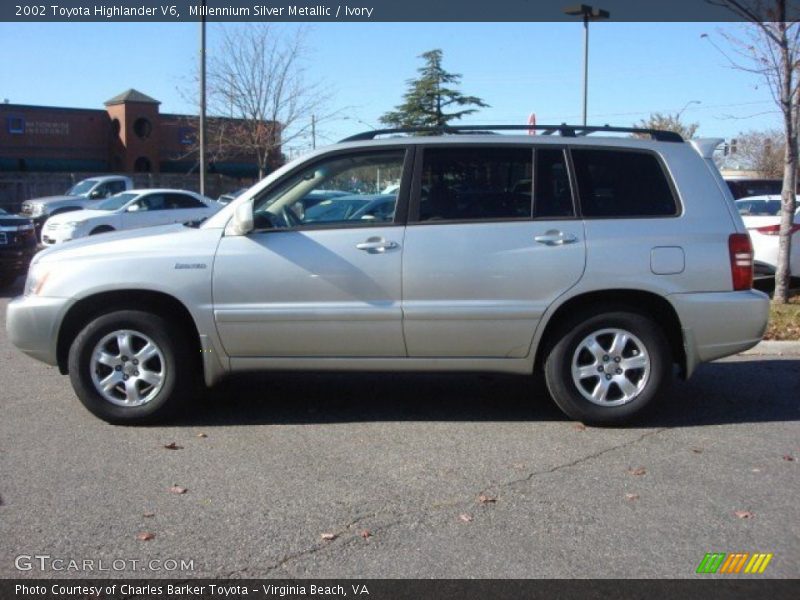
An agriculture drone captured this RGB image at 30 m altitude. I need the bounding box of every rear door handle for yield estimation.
[534,230,578,246]
[356,237,399,253]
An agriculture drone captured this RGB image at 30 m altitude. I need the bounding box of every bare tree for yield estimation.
[705,0,799,303]
[728,129,785,176]
[202,25,329,180]
[633,112,699,139]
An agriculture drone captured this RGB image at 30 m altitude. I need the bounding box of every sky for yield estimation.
[0,21,783,154]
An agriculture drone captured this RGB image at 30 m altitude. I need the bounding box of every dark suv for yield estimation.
[0,209,37,289]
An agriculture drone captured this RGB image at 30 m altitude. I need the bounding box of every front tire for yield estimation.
[544,310,671,425]
[68,310,195,424]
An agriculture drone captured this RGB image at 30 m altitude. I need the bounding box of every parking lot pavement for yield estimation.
[1,288,798,580]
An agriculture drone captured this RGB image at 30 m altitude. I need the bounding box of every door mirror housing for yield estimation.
[89,189,103,199]
[229,199,254,235]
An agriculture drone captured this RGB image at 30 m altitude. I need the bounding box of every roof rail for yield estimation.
[339,124,684,143]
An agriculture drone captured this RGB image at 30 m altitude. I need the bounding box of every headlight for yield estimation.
[24,264,51,296]
[30,204,45,217]
[63,221,81,229]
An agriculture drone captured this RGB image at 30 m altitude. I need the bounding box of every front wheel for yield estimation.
[68,310,195,424]
[544,310,671,425]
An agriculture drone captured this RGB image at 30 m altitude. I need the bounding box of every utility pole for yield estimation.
[311,114,316,150]
[199,1,207,196]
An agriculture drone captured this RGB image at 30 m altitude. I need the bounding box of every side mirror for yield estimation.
[89,190,103,199]
[229,200,254,235]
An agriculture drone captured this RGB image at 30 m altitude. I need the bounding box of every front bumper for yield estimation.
[670,289,770,378]
[41,226,76,246]
[5,294,69,366]
[0,243,37,276]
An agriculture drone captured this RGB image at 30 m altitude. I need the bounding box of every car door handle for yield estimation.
[534,230,578,246]
[356,238,399,253]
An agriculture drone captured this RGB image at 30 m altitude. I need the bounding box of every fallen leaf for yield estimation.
[320,533,336,541]
[143,512,155,518]
[459,513,474,523]
[136,532,155,541]
[359,529,372,539]
[625,493,640,501]
[627,467,647,476]
[477,493,497,505]
[512,463,526,470]
[196,433,208,439]
[783,454,795,462]
[690,447,703,454]
[163,442,183,450]
[168,486,188,495]
[734,510,755,519]
[572,423,587,431]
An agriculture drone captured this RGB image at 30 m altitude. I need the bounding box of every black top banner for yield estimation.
[2,0,799,22]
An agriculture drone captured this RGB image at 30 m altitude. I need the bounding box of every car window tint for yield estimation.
[137,194,166,211]
[418,148,533,222]
[534,149,574,218]
[167,193,205,209]
[572,149,677,218]
[253,150,404,229]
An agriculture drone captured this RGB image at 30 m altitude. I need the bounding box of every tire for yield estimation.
[68,310,195,424]
[543,310,671,425]
[90,226,114,235]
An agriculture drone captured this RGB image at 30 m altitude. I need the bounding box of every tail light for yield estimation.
[755,223,800,236]
[729,233,754,291]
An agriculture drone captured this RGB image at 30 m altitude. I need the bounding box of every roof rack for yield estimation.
[340,124,684,143]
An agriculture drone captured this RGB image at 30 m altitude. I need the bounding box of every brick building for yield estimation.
[0,89,281,178]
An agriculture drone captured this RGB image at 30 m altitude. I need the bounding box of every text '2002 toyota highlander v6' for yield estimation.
[6,125,769,425]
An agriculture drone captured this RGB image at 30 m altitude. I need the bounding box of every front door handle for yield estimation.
[534,230,578,246]
[356,237,399,253]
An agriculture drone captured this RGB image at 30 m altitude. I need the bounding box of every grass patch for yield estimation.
[765,294,800,340]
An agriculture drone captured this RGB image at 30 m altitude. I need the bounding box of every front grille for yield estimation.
[0,232,7,245]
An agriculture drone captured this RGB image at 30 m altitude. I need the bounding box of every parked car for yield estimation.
[725,177,783,200]
[0,209,37,289]
[6,125,769,425]
[41,189,221,245]
[19,175,133,236]
[735,195,800,278]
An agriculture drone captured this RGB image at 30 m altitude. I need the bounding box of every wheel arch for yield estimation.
[534,289,686,377]
[56,290,202,376]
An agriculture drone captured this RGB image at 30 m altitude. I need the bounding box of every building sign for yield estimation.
[179,127,195,145]
[26,121,70,136]
[7,116,24,134]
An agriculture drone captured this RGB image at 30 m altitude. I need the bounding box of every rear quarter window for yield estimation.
[571,149,678,218]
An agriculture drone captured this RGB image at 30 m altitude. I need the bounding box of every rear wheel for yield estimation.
[544,310,671,425]
[68,310,195,424]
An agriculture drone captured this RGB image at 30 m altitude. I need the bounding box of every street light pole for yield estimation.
[564,4,610,126]
[199,1,207,196]
[676,100,701,120]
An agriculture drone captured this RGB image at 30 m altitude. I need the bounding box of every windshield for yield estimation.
[96,193,137,211]
[0,208,6,215]
[66,180,99,196]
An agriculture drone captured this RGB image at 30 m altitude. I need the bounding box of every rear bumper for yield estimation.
[5,295,68,366]
[670,289,770,378]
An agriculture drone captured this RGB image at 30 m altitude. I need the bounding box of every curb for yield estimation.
[741,341,800,356]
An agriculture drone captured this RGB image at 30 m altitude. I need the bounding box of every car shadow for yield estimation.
[173,359,800,428]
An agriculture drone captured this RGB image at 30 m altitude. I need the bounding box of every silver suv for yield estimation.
[6,125,769,425]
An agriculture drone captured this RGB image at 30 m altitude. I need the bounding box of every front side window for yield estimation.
[252,150,405,230]
[135,194,166,211]
[416,147,533,222]
[571,149,678,218]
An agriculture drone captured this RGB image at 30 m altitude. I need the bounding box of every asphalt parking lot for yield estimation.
[1,281,798,579]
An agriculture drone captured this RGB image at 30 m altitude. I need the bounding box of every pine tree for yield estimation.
[380,49,489,129]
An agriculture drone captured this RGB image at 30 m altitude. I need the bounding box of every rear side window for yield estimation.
[571,149,678,218]
[167,193,206,209]
[417,147,533,222]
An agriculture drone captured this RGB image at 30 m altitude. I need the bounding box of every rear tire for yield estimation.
[543,310,671,425]
[68,310,195,424]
